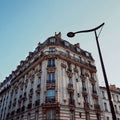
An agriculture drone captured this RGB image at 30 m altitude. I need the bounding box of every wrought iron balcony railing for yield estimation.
[45,97,55,103]
[69,99,75,106]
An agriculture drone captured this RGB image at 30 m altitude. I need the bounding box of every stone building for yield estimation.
[100,85,120,120]
[0,33,103,120]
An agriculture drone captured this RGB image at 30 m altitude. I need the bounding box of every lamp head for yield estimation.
[67,32,75,38]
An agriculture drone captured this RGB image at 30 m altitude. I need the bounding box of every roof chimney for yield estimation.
[55,32,61,38]
[74,43,80,48]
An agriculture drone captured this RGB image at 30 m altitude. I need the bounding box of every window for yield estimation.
[85,52,90,57]
[64,41,69,46]
[27,113,30,120]
[116,95,119,102]
[92,84,96,93]
[70,111,74,120]
[48,59,55,67]
[119,106,120,111]
[86,112,90,120]
[96,113,101,120]
[79,112,82,118]
[35,111,39,120]
[112,94,115,101]
[114,105,117,113]
[49,47,56,53]
[106,116,109,120]
[81,68,85,76]
[47,110,56,120]
[82,80,86,91]
[46,89,55,103]
[102,91,105,99]
[104,102,108,111]
[48,73,55,83]
[77,93,80,97]
[47,90,55,97]
[84,96,88,103]
[76,78,78,82]
[50,38,56,44]
[76,47,80,52]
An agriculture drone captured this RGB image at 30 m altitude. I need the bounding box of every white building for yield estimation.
[0,33,103,120]
[100,85,120,120]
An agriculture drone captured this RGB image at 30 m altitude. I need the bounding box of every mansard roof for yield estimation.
[0,32,95,88]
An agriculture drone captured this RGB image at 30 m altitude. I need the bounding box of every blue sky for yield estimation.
[0,0,120,87]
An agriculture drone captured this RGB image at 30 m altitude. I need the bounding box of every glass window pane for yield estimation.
[47,90,55,97]
[47,110,56,119]
[48,73,55,81]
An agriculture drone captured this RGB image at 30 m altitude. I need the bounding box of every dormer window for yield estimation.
[64,41,69,47]
[85,52,90,57]
[35,47,39,52]
[50,38,56,44]
[49,47,56,53]
[76,47,81,52]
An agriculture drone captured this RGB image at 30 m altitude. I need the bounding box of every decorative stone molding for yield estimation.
[84,102,90,110]
[67,83,74,93]
[46,83,55,89]
[42,102,60,120]
[74,67,79,73]
[67,69,73,78]
[80,75,86,81]
[92,92,98,99]
[89,77,96,84]
[61,63,66,68]
[47,67,56,73]
[82,88,88,96]
[36,71,42,78]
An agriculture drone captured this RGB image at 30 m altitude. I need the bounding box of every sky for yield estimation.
[0,0,120,87]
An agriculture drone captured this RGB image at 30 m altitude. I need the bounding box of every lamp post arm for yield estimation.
[74,23,105,34]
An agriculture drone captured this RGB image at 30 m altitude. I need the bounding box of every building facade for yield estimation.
[100,85,120,120]
[0,33,103,120]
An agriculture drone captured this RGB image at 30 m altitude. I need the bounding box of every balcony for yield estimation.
[47,80,55,84]
[67,83,74,93]
[11,110,15,116]
[67,68,73,78]
[47,65,56,72]
[80,74,86,80]
[45,97,55,103]
[82,87,88,96]
[74,68,79,73]
[69,99,75,106]
[69,99,75,111]
[29,88,33,98]
[16,108,20,113]
[84,102,89,110]
[27,103,32,109]
[7,113,10,118]
[36,71,42,78]
[21,106,25,112]
[90,77,96,84]
[22,96,27,101]
[35,99,40,106]
[30,88,33,93]
[92,91,98,99]
[94,104,100,111]
[47,64,55,68]
[13,101,16,106]
[46,80,55,90]
[36,84,41,94]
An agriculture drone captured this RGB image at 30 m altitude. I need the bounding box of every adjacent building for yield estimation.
[0,33,103,120]
[100,85,120,120]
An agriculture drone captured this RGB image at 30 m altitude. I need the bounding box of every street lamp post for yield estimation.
[67,23,116,120]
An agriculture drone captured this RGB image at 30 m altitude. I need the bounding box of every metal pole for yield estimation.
[67,23,117,120]
[94,30,116,120]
